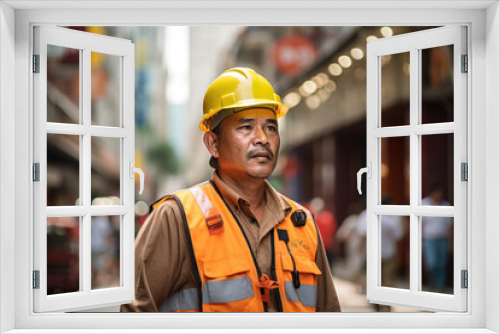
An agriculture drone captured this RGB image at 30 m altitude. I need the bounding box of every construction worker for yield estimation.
[121,68,341,312]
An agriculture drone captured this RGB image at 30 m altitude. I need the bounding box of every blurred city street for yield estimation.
[331,264,425,313]
[44,25,454,312]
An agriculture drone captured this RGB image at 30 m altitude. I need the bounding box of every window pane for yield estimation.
[421,216,454,294]
[47,217,80,295]
[47,44,80,124]
[91,215,121,290]
[381,136,410,205]
[421,134,454,205]
[91,52,121,127]
[380,215,409,290]
[47,133,80,206]
[91,137,121,204]
[381,52,410,127]
[421,45,454,124]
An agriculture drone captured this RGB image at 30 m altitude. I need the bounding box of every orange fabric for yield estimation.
[172,182,320,312]
[274,200,321,312]
[259,274,281,305]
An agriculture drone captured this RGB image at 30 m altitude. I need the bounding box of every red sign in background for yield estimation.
[272,35,317,75]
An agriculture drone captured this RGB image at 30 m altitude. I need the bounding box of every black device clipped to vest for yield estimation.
[291,210,307,227]
[278,229,301,289]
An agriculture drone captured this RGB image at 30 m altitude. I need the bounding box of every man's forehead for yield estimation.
[230,108,277,121]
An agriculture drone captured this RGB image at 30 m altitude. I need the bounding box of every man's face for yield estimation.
[216,108,280,179]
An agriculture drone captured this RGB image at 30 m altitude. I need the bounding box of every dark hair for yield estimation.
[209,125,221,169]
[429,182,444,193]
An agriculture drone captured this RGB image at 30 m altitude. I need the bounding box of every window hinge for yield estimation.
[33,270,40,289]
[461,162,468,181]
[33,54,40,73]
[461,270,468,289]
[461,54,468,73]
[33,163,40,182]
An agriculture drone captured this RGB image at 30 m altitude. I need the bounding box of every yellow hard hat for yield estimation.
[200,67,289,132]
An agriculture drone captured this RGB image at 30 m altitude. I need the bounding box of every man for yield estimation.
[121,68,341,312]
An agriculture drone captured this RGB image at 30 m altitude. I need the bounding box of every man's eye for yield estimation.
[239,125,252,130]
[267,125,277,131]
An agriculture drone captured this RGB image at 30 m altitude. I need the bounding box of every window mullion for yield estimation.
[82,47,92,294]
[409,47,419,294]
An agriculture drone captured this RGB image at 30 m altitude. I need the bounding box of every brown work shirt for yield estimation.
[121,172,341,312]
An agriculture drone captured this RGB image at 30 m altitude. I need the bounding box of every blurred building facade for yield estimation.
[221,26,454,293]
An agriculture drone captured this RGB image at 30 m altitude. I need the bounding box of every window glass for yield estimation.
[91,137,121,205]
[381,52,410,127]
[91,215,121,290]
[380,215,409,290]
[421,134,454,205]
[91,52,121,127]
[47,44,80,124]
[421,216,454,294]
[381,136,410,205]
[421,45,454,124]
[47,216,80,295]
[47,133,80,206]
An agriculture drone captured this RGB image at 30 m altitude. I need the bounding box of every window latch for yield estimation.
[357,162,371,195]
[129,162,144,195]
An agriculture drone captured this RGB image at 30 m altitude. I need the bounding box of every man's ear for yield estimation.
[203,132,219,158]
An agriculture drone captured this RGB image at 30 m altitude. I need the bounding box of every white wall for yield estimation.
[0,2,16,333]
[485,2,500,333]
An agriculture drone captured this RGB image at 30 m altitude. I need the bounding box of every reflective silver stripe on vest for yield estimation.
[203,276,254,304]
[159,288,199,312]
[285,281,317,308]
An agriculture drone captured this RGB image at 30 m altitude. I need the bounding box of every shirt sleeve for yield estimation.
[314,222,342,312]
[120,199,194,312]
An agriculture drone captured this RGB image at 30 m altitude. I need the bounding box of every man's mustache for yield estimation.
[246,146,275,160]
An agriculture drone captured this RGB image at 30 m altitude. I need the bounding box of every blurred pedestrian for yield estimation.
[422,182,453,292]
[310,197,338,265]
[91,216,116,289]
[357,197,403,311]
[336,203,365,285]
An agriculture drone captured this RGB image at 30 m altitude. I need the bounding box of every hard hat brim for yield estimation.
[199,100,289,132]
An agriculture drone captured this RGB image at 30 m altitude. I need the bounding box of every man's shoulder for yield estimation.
[150,181,211,213]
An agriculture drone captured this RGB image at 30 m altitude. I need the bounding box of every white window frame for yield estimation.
[33,25,136,312]
[365,26,467,312]
[1,1,499,334]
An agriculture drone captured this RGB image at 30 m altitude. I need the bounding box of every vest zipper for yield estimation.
[270,229,284,312]
[209,180,269,312]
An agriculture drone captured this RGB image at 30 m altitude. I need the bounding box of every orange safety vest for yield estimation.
[151,181,321,312]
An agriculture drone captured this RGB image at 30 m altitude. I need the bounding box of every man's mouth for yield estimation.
[251,152,271,159]
[248,149,274,160]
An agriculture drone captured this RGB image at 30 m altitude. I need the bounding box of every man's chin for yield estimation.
[245,169,273,179]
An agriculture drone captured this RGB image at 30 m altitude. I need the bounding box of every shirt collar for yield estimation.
[211,171,292,223]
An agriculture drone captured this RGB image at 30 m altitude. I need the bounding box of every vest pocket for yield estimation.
[281,255,321,308]
[202,260,255,309]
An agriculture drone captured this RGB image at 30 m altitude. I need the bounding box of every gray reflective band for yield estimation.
[159,288,199,312]
[203,276,254,304]
[285,281,317,308]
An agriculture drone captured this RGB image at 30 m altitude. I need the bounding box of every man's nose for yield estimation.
[252,126,269,146]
